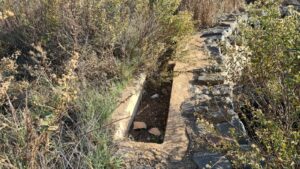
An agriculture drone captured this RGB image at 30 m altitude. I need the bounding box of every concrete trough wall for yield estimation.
[111,74,146,140]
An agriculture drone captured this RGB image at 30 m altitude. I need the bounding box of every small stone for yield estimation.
[194,87,202,94]
[151,94,159,99]
[202,87,210,95]
[212,89,221,95]
[204,90,210,95]
[206,164,212,168]
[148,128,161,136]
[208,85,231,96]
[225,97,233,104]
[133,121,147,130]
[227,109,237,116]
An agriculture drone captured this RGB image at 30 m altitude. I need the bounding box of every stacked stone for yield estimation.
[183,13,251,169]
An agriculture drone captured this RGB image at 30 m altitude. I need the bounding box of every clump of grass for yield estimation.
[76,85,125,169]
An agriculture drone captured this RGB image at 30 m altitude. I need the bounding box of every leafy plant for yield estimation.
[225,0,300,168]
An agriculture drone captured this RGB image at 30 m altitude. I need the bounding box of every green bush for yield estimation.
[226,0,300,168]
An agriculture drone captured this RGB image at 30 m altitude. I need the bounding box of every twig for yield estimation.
[5,92,18,127]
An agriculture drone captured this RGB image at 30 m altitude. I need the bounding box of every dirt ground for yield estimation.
[128,77,173,143]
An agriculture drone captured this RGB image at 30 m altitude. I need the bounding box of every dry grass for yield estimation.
[0,1,194,168]
[180,0,245,27]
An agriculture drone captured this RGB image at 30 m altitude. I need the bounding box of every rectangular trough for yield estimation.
[111,61,194,161]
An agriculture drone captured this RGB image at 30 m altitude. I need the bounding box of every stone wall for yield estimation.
[191,2,300,167]
[187,13,251,168]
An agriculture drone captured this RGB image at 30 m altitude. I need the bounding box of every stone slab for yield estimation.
[215,116,247,137]
[193,65,224,74]
[198,74,225,85]
[203,110,236,124]
[193,152,232,169]
[111,74,146,140]
[207,45,221,57]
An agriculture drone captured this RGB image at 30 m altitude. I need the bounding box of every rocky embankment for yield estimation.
[180,13,251,168]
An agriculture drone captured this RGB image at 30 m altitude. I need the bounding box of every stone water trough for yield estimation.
[110,61,193,161]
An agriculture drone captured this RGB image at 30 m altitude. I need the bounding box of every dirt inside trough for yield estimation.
[128,66,174,144]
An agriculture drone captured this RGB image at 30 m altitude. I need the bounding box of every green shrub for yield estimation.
[225,0,300,168]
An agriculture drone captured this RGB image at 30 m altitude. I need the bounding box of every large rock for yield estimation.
[215,116,247,137]
[231,116,247,134]
[198,74,225,85]
[181,100,210,115]
[201,28,225,38]
[181,101,195,115]
[193,152,232,169]
[206,45,221,57]
[203,109,236,123]
[206,45,224,64]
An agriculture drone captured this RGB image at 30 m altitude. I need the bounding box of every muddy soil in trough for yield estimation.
[128,67,173,143]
